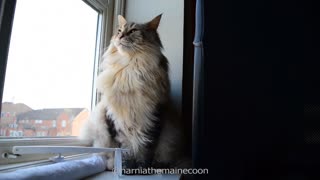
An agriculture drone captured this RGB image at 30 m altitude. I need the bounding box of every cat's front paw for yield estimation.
[106,158,114,171]
[100,153,114,171]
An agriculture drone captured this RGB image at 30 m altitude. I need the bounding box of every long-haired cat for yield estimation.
[80,14,187,170]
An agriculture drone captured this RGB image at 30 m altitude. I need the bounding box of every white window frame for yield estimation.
[0,0,125,170]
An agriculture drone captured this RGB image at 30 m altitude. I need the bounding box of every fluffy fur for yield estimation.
[80,14,185,170]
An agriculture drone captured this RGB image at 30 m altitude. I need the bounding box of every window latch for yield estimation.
[2,152,20,159]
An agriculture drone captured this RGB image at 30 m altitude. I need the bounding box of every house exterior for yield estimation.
[16,108,85,137]
[1,102,89,137]
[0,102,33,136]
[71,109,90,136]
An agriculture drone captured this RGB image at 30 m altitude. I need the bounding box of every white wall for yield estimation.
[125,0,184,112]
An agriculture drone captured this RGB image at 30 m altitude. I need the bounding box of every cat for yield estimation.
[80,14,187,171]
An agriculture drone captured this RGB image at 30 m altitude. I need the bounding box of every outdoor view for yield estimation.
[0,0,98,137]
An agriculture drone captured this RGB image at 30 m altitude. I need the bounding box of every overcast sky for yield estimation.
[2,0,98,110]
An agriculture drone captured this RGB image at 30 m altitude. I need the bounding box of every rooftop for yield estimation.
[17,108,84,121]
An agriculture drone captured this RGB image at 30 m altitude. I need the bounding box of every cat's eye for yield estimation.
[128,29,137,34]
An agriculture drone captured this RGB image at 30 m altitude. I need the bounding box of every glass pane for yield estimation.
[0,0,98,137]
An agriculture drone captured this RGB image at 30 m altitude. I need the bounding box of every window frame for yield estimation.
[0,0,125,169]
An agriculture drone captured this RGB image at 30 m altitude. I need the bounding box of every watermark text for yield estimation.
[112,167,209,175]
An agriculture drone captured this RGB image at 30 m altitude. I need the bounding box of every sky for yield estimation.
[2,0,98,110]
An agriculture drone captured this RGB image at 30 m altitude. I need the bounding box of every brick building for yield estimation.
[71,109,90,136]
[1,102,89,137]
[16,108,84,137]
[0,102,32,136]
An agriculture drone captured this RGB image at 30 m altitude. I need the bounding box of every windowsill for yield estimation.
[0,153,92,172]
[86,171,181,180]
[0,137,90,166]
[0,154,107,179]
[0,153,181,180]
[0,158,53,172]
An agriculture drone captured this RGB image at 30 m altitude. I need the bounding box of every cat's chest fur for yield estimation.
[96,49,162,151]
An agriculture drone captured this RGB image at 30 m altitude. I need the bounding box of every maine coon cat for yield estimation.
[80,14,186,170]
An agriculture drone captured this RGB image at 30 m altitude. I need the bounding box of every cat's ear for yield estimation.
[118,15,127,26]
[147,14,162,30]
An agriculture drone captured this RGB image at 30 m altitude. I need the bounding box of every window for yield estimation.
[36,131,46,137]
[9,130,21,137]
[0,0,123,167]
[61,120,66,128]
[8,123,17,129]
[0,0,98,137]
[35,120,43,124]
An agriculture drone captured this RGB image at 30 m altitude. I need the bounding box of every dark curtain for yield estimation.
[192,0,306,179]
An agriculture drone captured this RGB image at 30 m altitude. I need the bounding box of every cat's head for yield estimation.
[112,14,163,55]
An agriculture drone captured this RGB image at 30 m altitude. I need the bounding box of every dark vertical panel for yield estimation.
[196,0,304,179]
[303,0,320,177]
[182,0,195,161]
[0,0,17,111]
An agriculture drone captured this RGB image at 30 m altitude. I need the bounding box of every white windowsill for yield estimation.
[86,172,181,180]
[0,153,92,172]
[0,154,108,180]
[0,137,90,166]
